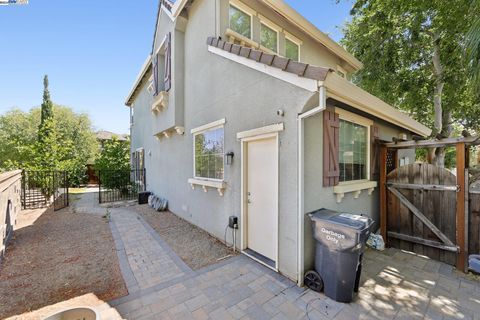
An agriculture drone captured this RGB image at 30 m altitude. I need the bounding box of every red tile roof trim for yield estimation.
[207,36,332,81]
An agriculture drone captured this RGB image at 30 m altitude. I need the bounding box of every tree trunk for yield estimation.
[430,32,447,167]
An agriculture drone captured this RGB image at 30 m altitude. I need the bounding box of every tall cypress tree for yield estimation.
[35,75,58,170]
[40,75,53,127]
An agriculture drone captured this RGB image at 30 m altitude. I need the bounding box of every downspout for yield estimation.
[297,84,326,286]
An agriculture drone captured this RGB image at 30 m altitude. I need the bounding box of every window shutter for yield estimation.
[323,110,340,187]
[371,125,380,180]
[164,32,172,92]
[152,55,159,96]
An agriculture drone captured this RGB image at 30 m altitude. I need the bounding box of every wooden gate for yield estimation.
[386,163,458,265]
[470,190,480,255]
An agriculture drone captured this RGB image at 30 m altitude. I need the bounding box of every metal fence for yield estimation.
[98,169,145,204]
[21,170,69,211]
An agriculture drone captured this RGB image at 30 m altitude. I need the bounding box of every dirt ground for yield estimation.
[0,206,127,319]
[134,205,236,270]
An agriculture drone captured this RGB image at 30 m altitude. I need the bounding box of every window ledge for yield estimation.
[225,28,259,49]
[188,178,226,196]
[333,181,377,203]
[151,91,169,114]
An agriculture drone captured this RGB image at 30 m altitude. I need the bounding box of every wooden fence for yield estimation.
[470,191,480,255]
[386,163,458,265]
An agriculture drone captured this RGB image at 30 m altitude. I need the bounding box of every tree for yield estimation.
[0,105,98,185]
[35,74,57,170]
[40,75,54,125]
[467,0,480,92]
[94,138,130,171]
[94,138,131,191]
[341,0,480,166]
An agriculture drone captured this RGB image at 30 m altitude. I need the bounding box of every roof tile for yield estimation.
[207,37,332,81]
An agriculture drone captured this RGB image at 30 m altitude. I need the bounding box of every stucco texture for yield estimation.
[130,0,418,281]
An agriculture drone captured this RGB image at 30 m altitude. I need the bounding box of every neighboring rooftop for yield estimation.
[96,131,128,141]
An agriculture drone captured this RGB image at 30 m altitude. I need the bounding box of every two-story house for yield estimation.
[124,0,430,285]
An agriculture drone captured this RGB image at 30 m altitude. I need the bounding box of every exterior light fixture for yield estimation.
[225,151,234,165]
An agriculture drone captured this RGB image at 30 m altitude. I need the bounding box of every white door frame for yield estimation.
[238,123,283,271]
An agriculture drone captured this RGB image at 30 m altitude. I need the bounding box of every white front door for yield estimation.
[246,136,278,262]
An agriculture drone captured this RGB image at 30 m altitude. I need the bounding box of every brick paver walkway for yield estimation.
[110,209,192,294]
[87,195,480,320]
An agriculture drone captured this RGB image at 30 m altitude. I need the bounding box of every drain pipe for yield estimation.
[297,85,327,286]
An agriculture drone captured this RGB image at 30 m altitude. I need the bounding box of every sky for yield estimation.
[0,0,352,134]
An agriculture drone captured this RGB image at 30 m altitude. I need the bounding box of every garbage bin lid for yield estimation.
[309,208,372,231]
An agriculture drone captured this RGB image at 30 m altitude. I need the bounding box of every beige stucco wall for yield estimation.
[0,170,22,259]
[130,0,420,282]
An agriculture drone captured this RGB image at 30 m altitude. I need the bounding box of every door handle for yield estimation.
[247,192,251,204]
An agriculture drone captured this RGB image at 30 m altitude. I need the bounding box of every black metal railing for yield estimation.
[22,170,69,211]
[98,169,146,204]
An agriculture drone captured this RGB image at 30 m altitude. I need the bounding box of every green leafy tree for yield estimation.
[341,0,480,166]
[0,108,39,169]
[94,138,130,171]
[467,0,480,92]
[94,138,131,191]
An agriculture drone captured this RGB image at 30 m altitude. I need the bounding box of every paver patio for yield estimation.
[75,192,480,319]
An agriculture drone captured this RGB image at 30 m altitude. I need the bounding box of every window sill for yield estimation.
[333,180,377,203]
[188,178,226,196]
[151,91,169,114]
[225,28,259,49]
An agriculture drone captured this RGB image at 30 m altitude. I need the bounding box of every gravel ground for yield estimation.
[0,206,127,319]
[134,205,236,270]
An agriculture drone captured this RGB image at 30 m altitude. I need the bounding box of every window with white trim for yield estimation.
[229,4,251,39]
[337,110,372,183]
[285,37,300,61]
[194,124,224,180]
[260,23,278,53]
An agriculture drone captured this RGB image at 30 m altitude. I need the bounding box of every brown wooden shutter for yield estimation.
[323,110,340,187]
[152,55,159,96]
[371,125,380,180]
[164,32,172,92]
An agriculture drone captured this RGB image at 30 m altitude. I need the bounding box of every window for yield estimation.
[229,5,251,39]
[260,23,278,53]
[337,109,372,183]
[194,126,224,180]
[285,38,299,61]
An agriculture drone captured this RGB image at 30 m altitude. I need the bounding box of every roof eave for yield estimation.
[125,55,152,107]
[260,0,363,71]
[324,73,431,137]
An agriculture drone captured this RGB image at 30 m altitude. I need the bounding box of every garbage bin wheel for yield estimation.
[304,270,323,292]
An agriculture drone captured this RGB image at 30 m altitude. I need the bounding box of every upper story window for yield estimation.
[229,4,252,39]
[337,109,372,183]
[260,23,278,53]
[285,38,300,61]
[192,119,225,181]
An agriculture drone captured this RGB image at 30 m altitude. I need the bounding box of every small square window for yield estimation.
[260,23,278,53]
[229,5,251,39]
[285,38,299,61]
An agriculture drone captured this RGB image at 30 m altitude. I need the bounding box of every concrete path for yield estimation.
[74,191,480,320]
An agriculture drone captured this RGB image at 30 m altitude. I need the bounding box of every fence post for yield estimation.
[143,168,146,192]
[98,171,101,204]
[380,145,388,245]
[21,170,26,209]
[456,142,466,272]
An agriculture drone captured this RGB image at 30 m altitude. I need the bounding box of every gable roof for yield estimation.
[172,0,363,71]
[207,36,431,137]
